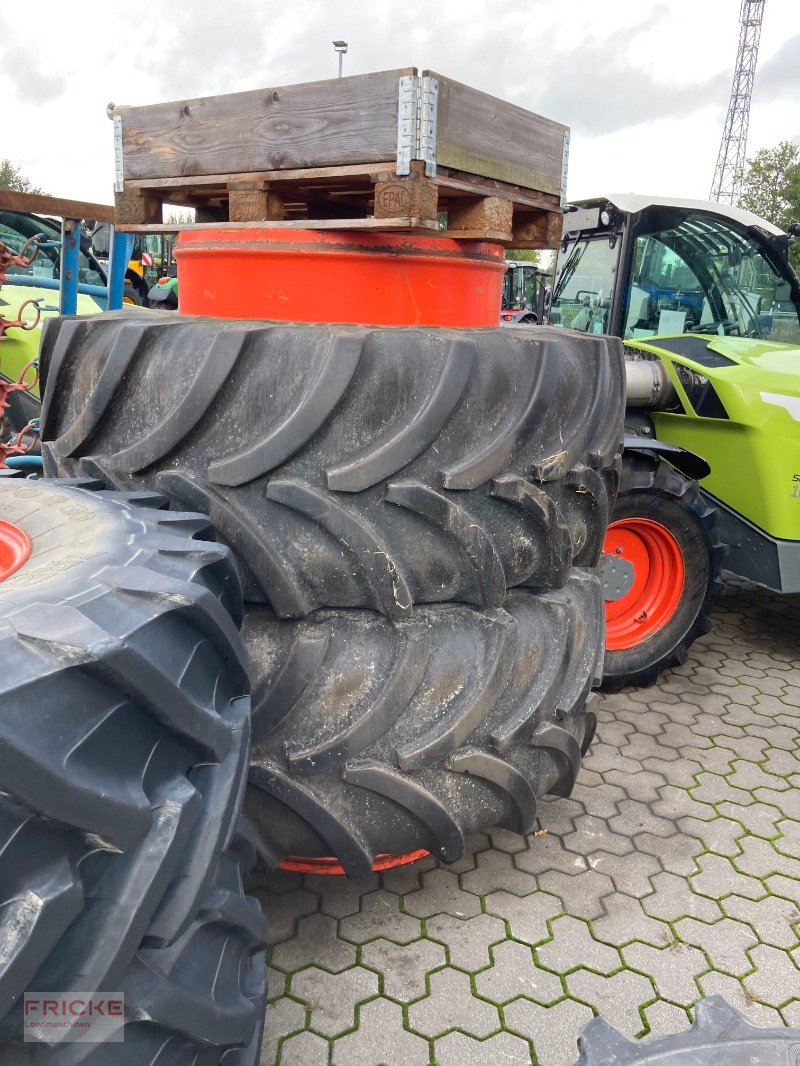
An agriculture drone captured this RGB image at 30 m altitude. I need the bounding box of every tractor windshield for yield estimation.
[502,262,538,311]
[622,212,800,345]
[550,236,618,333]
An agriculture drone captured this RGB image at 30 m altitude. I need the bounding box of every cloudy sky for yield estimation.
[2,0,798,210]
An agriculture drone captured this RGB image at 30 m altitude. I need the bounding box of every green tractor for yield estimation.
[550,195,800,688]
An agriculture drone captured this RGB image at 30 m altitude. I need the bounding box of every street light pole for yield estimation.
[333,40,348,78]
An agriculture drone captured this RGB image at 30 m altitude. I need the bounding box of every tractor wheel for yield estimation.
[0,479,266,1058]
[243,569,604,875]
[600,455,724,691]
[576,995,800,1064]
[39,314,624,616]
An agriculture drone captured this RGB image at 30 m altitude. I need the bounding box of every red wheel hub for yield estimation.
[0,519,31,582]
[174,228,506,327]
[279,849,430,876]
[603,518,685,651]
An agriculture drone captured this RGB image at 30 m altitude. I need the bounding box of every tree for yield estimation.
[0,159,45,195]
[505,248,540,263]
[738,141,800,269]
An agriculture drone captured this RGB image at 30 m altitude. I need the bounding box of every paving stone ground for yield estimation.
[253,583,800,1065]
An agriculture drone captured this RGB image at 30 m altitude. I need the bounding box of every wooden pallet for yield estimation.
[113,69,568,248]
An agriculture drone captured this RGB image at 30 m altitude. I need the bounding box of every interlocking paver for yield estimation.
[538,867,616,920]
[305,872,380,919]
[339,890,422,945]
[513,829,590,876]
[592,892,672,948]
[434,1030,532,1065]
[277,1030,329,1065]
[641,998,691,1038]
[673,915,758,975]
[484,888,563,945]
[537,915,621,975]
[621,941,707,1005]
[330,998,429,1065]
[404,868,482,920]
[642,871,723,924]
[723,893,800,949]
[290,965,379,1036]
[257,582,800,1065]
[567,968,655,1035]
[737,835,800,880]
[407,967,499,1038]
[426,912,507,971]
[743,944,800,1007]
[361,937,446,1001]
[678,815,743,858]
[690,852,766,902]
[461,848,539,897]
[476,938,562,1005]
[697,969,786,1027]
[505,997,592,1066]
[253,887,317,944]
[271,912,356,973]
[587,849,662,898]
[259,996,306,1066]
[564,813,635,857]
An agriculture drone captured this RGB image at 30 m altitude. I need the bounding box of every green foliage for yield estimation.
[0,159,45,195]
[165,210,195,225]
[738,141,800,270]
[505,248,540,263]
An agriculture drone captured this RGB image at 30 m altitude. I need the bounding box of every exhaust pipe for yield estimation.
[625,357,677,409]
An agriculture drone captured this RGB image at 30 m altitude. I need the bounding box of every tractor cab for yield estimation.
[551,195,800,346]
[500,260,548,324]
[550,195,800,687]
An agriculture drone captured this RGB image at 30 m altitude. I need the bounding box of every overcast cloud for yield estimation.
[1,0,798,206]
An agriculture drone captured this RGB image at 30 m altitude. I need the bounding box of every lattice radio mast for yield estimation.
[710,0,766,204]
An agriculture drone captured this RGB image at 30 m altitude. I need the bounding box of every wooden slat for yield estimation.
[124,161,398,191]
[118,217,440,234]
[0,189,115,223]
[118,70,411,181]
[428,72,567,196]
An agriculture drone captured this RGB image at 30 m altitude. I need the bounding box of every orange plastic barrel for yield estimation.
[174,228,506,327]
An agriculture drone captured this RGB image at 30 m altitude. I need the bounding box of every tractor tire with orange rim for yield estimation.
[599,455,724,691]
[242,571,604,877]
[0,478,266,1060]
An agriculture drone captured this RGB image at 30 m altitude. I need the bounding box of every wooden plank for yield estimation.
[124,161,398,191]
[118,217,440,234]
[434,167,559,211]
[117,70,411,181]
[0,189,115,223]
[428,72,567,196]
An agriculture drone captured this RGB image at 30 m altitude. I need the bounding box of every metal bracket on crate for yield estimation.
[396,74,438,177]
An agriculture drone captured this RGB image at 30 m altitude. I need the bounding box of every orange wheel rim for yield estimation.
[279,849,430,876]
[0,519,32,582]
[603,518,685,651]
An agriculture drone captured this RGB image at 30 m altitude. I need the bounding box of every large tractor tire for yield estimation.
[600,455,724,691]
[0,479,266,1059]
[575,995,800,1064]
[244,570,604,874]
[39,313,623,617]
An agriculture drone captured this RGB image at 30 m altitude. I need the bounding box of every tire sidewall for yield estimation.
[604,465,714,684]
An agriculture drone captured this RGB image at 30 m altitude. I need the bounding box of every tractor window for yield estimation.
[623,214,800,345]
[0,211,104,288]
[503,263,538,311]
[550,236,617,333]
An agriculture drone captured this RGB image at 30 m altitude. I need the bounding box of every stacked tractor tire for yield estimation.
[39,311,625,877]
[0,478,266,1061]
